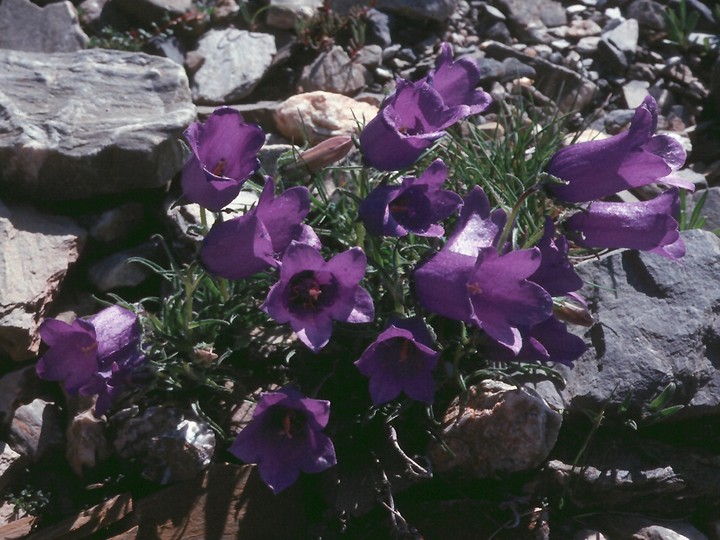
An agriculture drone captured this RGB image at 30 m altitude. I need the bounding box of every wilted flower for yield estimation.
[181,107,265,211]
[281,135,354,178]
[36,306,147,416]
[565,187,685,260]
[546,96,688,203]
[200,178,320,280]
[262,242,374,352]
[355,317,440,405]
[359,159,463,237]
[414,187,553,354]
[229,387,336,494]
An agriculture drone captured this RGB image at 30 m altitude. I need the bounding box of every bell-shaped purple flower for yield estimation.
[359,79,466,171]
[414,187,553,354]
[565,187,685,260]
[200,178,320,280]
[262,242,374,352]
[36,306,147,416]
[488,316,586,367]
[181,107,265,211]
[359,159,463,237]
[229,387,336,494]
[423,42,492,115]
[547,96,688,203]
[355,317,440,405]
[529,217,583,297]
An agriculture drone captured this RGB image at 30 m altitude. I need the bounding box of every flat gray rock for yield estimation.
[494,0,566,32]
[544,230,720,420]
[0,49,195,200]
[191,29,276,105]
[298,46,371,96]
[113,0,192,25]
[330,0,458,22]
[0,0,88,53]
[0,201,86,361]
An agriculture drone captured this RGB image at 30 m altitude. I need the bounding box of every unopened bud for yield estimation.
[553,297,593,327]
[281,136,354,178]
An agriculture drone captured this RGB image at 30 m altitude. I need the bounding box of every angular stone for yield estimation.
[495,0,566,31]
[0,367,43,427]
[88,241,163,292]
[266,0,322,30]
[0,442,25,493]
[603,18,639,54]
[191,29,276,105]
[298,46,371,96]
[89,203,146,244]
[8,398,64,461]
[544,230,720,419]
[484,41,597,112]
[428,380,562,478]
[0,49,195,201]
[330,0,458,22]
[113,0,191,25]
[626,0,665,32]
[623,79,650,108]
[66,407,110,475]
[274,91,378,144]
[0,0,88,53]
[0,201,86,361]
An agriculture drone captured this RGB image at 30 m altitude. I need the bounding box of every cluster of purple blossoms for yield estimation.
[547,96,688,260]
[360,43,492,171]
[36,306,147,416]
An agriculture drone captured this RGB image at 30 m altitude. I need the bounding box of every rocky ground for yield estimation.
[2,0,720,538]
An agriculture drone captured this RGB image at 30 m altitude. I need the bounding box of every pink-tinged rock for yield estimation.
[274,91,378,144]
[0,201,86,361]
[429,380,562,478]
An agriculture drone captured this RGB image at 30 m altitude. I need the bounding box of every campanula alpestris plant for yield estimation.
[200,178,320,280]
[360,44,491,171]
[546,96,689,203]
[359,159,463,237]
[228,387,336,494]
[261,242,374,353]
[36,305,147,416]
[565,187,685,260]
[355,316,440,405]
[181,107,265,211]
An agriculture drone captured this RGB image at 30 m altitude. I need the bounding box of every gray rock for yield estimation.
[298,46,371,96]
[365,9,393,48]
[547,230,720,419]
[113,0,191,25]
[689,187,720,232]
[0,49,195,201]
[191,29,276,105]
[88,241,162,292]
[603,17,639,54]
[0,367,42,427]
[596,38,628,75]
[354,44,383,67]
[428,381,561,478]
[494,0,567,33]
[89,203,146,244]
[484,41,597,112]
[0,201,86,361]
[576,36,600,54]
[8,398,64,462]
[0,442,25,493]
[0,0,88,53]
[113,406,216,484]
[626,0,665,32]
[623,79,650,108]
[266,0,322,30]
[330,0,458,22]
[603,108,636,133]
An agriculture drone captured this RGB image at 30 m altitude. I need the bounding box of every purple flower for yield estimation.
[262,242,375,352]
[36,306,147,416]
[488,317,586,367]
[423,42,492,115]
[181,107,265,211]
[547,96,688,203]
[229,387,336,494]
[359,79,466,171]
[355,317,440,405]
[528,218,583,297]
[565,187,685,260]
[200,178,320,280]
[414,187,553,354]
[359,159,463,237]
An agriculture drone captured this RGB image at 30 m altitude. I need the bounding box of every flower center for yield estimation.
[288,270,336,314]
[269,408,305,439]
[467,282,483,295]
[211,158,227,177]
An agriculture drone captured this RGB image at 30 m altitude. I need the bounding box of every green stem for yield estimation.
[496,185,538,254]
